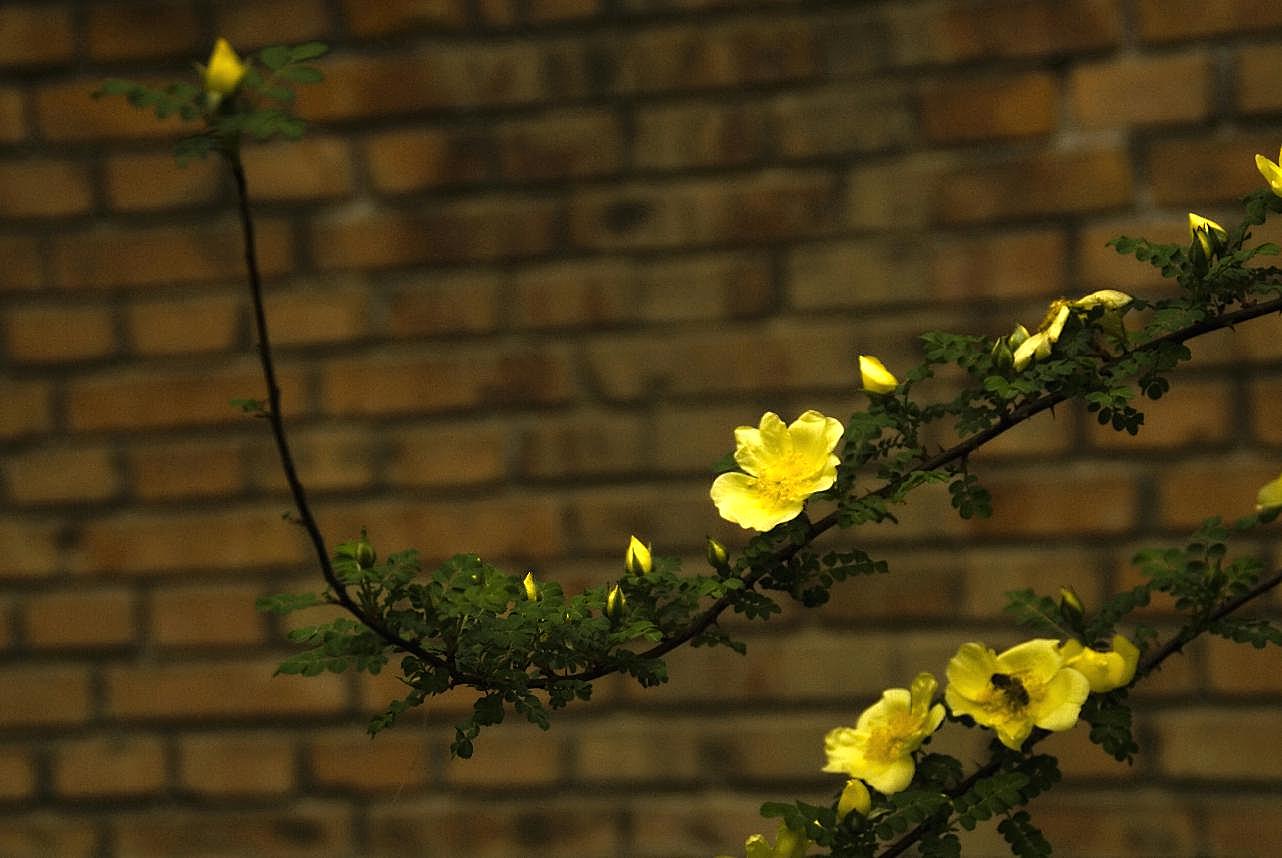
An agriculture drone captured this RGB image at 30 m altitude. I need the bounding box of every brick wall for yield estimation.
[2,1,1282,856]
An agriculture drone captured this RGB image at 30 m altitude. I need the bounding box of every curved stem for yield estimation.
[226,150,447,673]
[875,566,1282,858]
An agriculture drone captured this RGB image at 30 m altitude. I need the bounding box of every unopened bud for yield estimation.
[705,537,729,571]
[1058,586,1085,626]
[606,582,626,621]
[625,535,652,576]
[522,571,540,602]
[354,531,376,570]
[837,778,872,819]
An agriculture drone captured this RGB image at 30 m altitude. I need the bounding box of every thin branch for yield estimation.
[875,567,1282,858]
[227,150,447,674]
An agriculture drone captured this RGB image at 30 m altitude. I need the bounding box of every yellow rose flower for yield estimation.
[944,639,1090,750]
[522,571,540,601]
[710,410,844,532]
[1256,147,1282,196]
[837,778,872,819]
[625,535,652,575]
[715,821,809,858]
[1187,213,1228,259]
[858,354,899,394]
[1058,634,1139,693]
[1256,471,1282,511]
[822,672,945,794]
[203,37,247,97]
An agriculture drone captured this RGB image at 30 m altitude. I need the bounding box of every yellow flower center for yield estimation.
[863,710,919,763]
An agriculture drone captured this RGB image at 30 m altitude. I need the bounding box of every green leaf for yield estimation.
[289,41,330,61]
[256,591,323,614]
[279,65,324,84]
[997,811,1052,858]
[259,45,292,70]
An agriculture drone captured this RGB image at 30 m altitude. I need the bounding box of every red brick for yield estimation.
[308,730,430,792]
[772,84,914,158]
[632,795,778,858]
[634,101,768,170]
[0,664,92,727]
[320,346,573,416]
[1238,43,1282,114]
[442,720,562,786]
[0,819,97,858]
[79,507,311,575]
[0,748,34,799]
[1156,456,1276,528]
[1077,215,1187,292]
[1202,796,1282,856]
[106,659,347,720]
[365,127,496,193]
[0,4,75,67]
[1148,133,1278,205]
[37,78,193,142]
[366,800,618,858]
[496,109,623,181]
[242,137,354,201]
[264,282,368,345]
[53,220,293,290]
[68,363,306,432]
[5,446,118,505]
[105,152,223,213]
[572,715,701,783]
[932,229,1069,301]
[1250,374,1282,444]
[937,149,1133,224]
[316,497,565,563]
[511,259,635,329]
[129,440,244,500]
[933,0,1122,61]
[386,422,508,487]
[249,427,378,493]
[151,583,268,647]
[976,402,1077,458]
[787,238,930,309]
[1088,378,1235,451]
[652,402,762,475]
[1156,707,1282,779]
[1138,0,1282,42]
[26,587,136,649]
[0,234,43,291]
[1202,634,1282,694]
[845,153,955,230]
[5,303,116,363]
[0,87,24,142]
[126,293,242,356]
[959,546,1109,619]
[1070,52,1213,128]
[1029,790,1196,857]
[215,0,333,48]
[311,199,560,270]
[922,72,1058,142]
[340,0,469,35]
[528,0,598,23]
[178,733,295,796]
[52,736,167,798]
[0,159,93,218]
[386,271,502,337]
[570,171,835,250]
[518,412,645,478]
[0,517,61,579]
[111,804,353,858]
[86,2,202,61]
[967,467,1137,536]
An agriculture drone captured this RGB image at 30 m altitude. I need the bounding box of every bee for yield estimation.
[990,672,1030,707]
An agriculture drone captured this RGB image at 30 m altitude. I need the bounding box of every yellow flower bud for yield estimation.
[1187,213,1228,260]
[1058,586,1085,624]
[353,529,376,569]
[606,582,626,621]
[837,778,872,819]
[1058,634,1140,693]
[625,535,652,575]
[203,37,247,97]
[1257,147,1282,197]
[1257,471,1282,512]
[858,354,898,395]
[522,571,540,602]
[706,536,729,570]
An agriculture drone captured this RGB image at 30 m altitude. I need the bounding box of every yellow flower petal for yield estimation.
[1012,331,1048,371]
[1256,471,1282,511]
[1257,150,1282,196]
[711,471,805,532]
[1030,666,1090,731]
[204,37,247,96]
[625,535,652,575]
[1072,289,1134,311]
[522,571,540,601]
[837,778,872,818]
[859,354,899,394]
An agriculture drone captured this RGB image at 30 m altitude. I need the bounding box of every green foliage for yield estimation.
[952,772,1030,831]
[1003,589,1074,639]
[873,790,951,840]
[997,811,1052,858]
[1081,690,1138,763]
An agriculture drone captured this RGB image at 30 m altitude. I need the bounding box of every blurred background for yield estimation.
[2,0,1282,855]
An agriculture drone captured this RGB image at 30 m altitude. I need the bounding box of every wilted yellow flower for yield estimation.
[710,410,844,532]
[1256,471,1282,511]
[944,639,1090,750]
[837,778,872,819]
[859,354,899,394]
[1059,634,1139,693]
[1070,289,1133,311]
[822,672,945,794]
[625,535,652,575]
[1012,302,1069,370]
[1256,148,1282,196]
[715,821,809,858]
[203,37,247,97]
[1187,213,1228,259]
[522,571,540,602]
